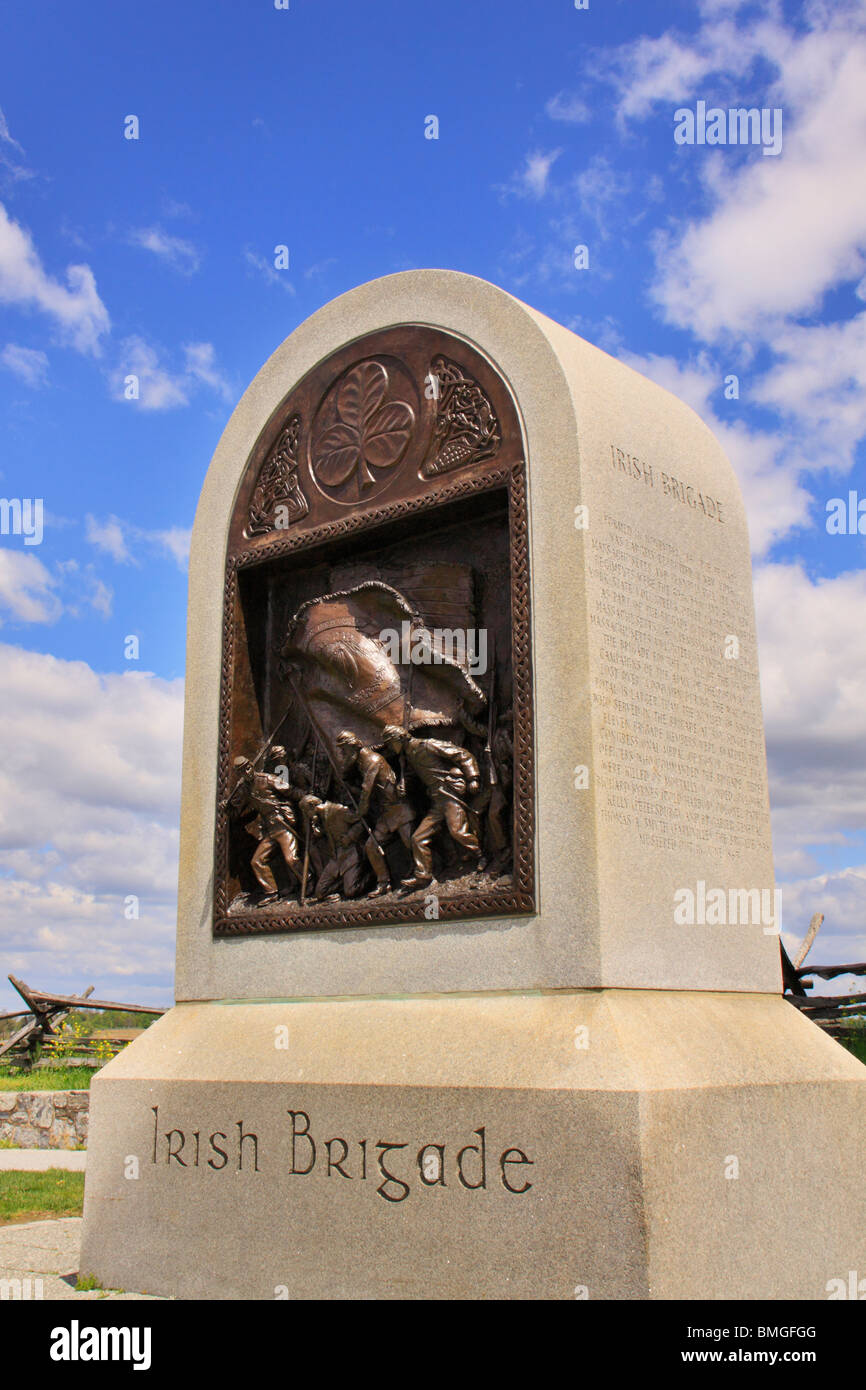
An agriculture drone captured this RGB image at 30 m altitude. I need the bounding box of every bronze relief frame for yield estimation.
[213,325,534,936]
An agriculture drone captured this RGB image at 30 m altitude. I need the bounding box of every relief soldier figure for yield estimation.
[291,763,328,901]
[226,748,302,904]
[473,710,513,875]
[226,703,511,910]
[336,730,414,898]
[299,792,367,902]
[381,725,484,892]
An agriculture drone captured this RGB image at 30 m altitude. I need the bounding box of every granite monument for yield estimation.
[80,271,866,1300]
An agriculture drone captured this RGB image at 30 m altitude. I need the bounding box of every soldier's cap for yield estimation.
[336,730,361,746]
[233,756,251,768]
[269,745,287,759]
[381,724,405,742]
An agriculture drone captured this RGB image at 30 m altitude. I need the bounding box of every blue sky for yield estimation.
[1,0,865,1008]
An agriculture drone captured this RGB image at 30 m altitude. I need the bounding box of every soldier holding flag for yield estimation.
[336,730,414,897]
[226,745,302,904]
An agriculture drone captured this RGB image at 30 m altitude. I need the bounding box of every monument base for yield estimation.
[80,990,866,1300]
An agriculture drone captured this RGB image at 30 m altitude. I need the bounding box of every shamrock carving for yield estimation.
[312,360,414,499]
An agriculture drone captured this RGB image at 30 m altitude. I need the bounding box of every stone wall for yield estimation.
[0,1091,89,1149]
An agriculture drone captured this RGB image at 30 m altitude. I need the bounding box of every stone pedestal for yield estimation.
[82,993,866,1300]
[80,271,866,1299]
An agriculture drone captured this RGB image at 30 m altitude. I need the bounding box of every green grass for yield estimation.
[0,1169,85,1224]
[0,1066,97,1091]
[74,1273,103,1292]
[842,1032,866,1065]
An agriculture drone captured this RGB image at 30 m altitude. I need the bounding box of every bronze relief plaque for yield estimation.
[214,325,534,936]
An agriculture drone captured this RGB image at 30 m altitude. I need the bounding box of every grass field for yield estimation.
[0,1066,97,1091]
[0,1170,85,1225]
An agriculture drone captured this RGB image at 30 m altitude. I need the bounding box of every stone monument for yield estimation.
[80,271,866,1300]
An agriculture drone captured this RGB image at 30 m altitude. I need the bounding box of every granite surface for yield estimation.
[174,270,778,1002]
[80,993,866,1300]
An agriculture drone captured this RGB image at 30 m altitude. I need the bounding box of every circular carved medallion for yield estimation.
[309,358,416,504]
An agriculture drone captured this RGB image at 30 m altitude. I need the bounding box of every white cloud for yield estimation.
[0,104,33,182]
[753,562,866,894]
[161,197,193,220]
[152,526,191,570]
[0,870,176,1009]
[0,201,110,354]
[0,342,48,386]
[571,157,632,235]
[600,7,866,338]
[85,514,192,571]
[304,257,338,280]
[779,866,866,972]
[751,312,866,476]
[85,513,132,563]
[0,550,61,623]
[0,107,24,156]
[88,576,113,617]
[243,248,295,294]
[182,341,232,401]
[0,552,115,625]
[0,646,183,846]
[128,225,200,275]
[500,149,563,200]
[0,643,182,1010]
[110,335,189,410]
[602,17,777,126]
[545,92,591,124]
[756,563,866,751]
[618,350,812,554]
[109,334,232,411]
[52,559,114,620]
